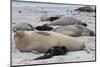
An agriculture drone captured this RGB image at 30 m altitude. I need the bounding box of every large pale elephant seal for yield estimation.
[14,31,94,53]
[13,22,34,32]
[53,25,95,37]
[48,16,87,26]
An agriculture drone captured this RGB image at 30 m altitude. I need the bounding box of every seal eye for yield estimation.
[14,31,24,38]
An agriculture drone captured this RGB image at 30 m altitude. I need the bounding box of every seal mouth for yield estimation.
[14,31,25,38]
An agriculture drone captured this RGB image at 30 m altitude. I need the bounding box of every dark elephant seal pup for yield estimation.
[13,22,34,32]
[53,25,95,37]
[34,46,67,60]
[48,16,87,26]
[14,31,94,53]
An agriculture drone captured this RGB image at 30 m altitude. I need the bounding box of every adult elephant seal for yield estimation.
[48,16,87,26]
[53,25,95,37]
[13,22,34,32]
[14,31,94,53]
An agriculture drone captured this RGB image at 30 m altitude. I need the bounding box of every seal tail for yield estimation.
[85,43,95,51]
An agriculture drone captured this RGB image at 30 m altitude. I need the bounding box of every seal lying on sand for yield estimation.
[53,25,95,37]
[75,6,96,12]
[14,31,94,53]
[34,46,67,60]
[13,22,34,32]
[41,14,62,22]
[48,16,87,26]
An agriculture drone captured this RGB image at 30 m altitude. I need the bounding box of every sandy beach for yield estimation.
[11,1,96,66]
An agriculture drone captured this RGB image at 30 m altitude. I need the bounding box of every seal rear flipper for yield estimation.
[34,54,53,60]
[83,48,91,53]
[82,42,95,53]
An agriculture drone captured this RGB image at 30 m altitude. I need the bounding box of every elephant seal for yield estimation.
[41,14,62,22]
[14,31,94,53]
[13,22,34,32]
[34,46,67,60]
[35,24,53,31]
[53,25,95,37]
[75,6,96,12]
[48,16,87,26]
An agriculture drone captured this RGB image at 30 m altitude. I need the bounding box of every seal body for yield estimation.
[13,22,34,32]
[40,14,61,22]
[75,6,96,12]
[53,25,95,37]
[48,16,87,26]
[34,46,67,60]
[14,31,86,53]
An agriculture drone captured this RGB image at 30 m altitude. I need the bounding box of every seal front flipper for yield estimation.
[34,47,53,60]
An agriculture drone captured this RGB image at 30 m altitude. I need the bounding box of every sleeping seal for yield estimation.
[40,14,61,22]
[14,31,95,53]
[34,46,67,60]
[35,24,53,31]
[75,6,96,12]
[48,16,87,26]
[53,25,95,37]
[13,22,34,32]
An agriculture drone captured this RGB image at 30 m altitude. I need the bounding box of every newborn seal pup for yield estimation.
[35,24,53,31]
[34,46,67,60]
[48,16,87,26]
[14,31,95,54]
[13,22,34,32]
[53,25,95,37]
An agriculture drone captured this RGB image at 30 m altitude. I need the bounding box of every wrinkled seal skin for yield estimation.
[53,25,95,37]
[14,31,94,53]
[48,17,87,26]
